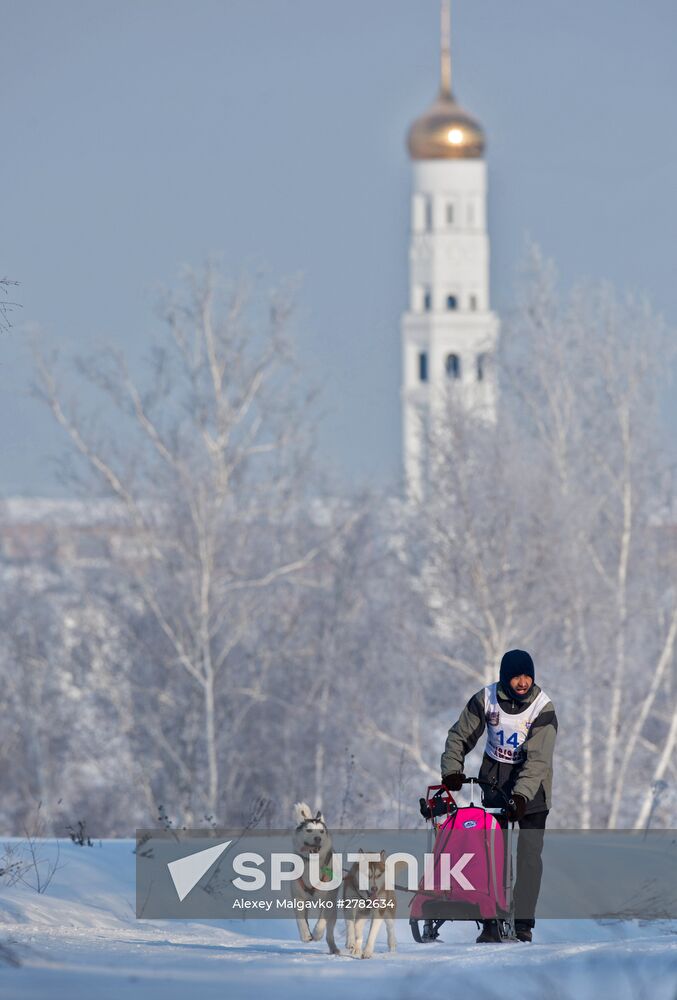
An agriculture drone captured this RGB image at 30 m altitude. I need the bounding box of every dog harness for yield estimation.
[296,864,335,895]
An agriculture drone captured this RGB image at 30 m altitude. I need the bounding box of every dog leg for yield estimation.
[296,914,313,943]
[311,916,326,941]
[362,914,384,959]
[325,911,340,955]
[385,915,397,953]
[351,916,367,958]
[345,914,355,950]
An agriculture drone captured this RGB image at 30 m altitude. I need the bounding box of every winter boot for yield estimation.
[475,920,501,943]
[515,921,533,942]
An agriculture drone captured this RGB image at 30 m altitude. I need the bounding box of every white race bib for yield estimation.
[483,682,550,764]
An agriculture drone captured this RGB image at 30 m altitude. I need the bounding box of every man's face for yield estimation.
[509,674,533,696]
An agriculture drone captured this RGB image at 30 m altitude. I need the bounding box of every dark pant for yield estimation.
[498,810,548,928]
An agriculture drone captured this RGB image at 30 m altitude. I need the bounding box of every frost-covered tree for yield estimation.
[504,248,676,827]
[33,268,342,825]
[409,247,676,828]
[0,276,20,332]
[15,251,674,835]
[0,551,135,835]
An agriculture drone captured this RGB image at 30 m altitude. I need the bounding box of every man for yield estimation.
[441,649,557,943]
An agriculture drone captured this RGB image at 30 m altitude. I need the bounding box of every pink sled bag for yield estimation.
[410,803,507,921]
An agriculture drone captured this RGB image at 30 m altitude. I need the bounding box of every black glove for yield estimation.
[507,794,527,822]
[420,792,452,820]
[441,772,465,792]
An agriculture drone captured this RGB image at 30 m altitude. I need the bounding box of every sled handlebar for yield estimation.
[426,777,507,796]
[422,777,513,815]
[462,777,514,808]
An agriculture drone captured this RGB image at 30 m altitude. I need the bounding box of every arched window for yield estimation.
[446,203,454,225]
[446,295,457,311]
[425,199,433,231]
[477,353,487,381]
[469,294,478,311]
[423,290,432,312]
[446,353,461,379]
[419,352,428,382]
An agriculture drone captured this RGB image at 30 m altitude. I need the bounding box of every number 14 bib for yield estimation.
[483,682,550,764]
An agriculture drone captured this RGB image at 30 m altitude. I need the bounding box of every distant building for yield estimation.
[0,498,123,568]
[401,0,499,499]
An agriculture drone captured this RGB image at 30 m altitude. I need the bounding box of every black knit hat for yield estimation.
[499,649,535,700]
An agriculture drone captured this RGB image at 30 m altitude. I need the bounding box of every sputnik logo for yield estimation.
[167,841,232,901]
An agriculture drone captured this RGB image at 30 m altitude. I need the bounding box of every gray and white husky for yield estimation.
[291,802,340,954]
[343,849,397,959]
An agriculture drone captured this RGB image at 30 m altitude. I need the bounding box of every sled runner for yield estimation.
[409,777,516,943]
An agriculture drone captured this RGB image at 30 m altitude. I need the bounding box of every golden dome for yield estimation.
[407,92,485,160]
[408,2,485,160]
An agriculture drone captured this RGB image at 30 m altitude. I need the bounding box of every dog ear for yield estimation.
[380,850,386,861]
[292,802,313,825]
[314,810,325,824]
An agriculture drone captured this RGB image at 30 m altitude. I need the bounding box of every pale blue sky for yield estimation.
[2,0,676,495]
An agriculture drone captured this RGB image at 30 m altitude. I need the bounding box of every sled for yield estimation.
[409,777,517,943]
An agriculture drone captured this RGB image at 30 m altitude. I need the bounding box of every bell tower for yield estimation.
[401,0,499,499]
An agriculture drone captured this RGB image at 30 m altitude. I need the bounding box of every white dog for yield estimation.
[343,849,397,959]
[291,802,340,955]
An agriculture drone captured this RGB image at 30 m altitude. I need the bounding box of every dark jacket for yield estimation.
[441,682,557,815]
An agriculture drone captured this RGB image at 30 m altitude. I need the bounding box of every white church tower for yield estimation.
[401,1,499,500]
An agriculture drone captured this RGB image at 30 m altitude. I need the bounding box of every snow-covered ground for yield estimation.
[0,840,674,1000]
